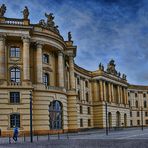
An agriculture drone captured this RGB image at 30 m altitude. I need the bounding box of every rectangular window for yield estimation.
[145,112,148,117]
[77,78,80,85]
[85,81,88,87]
[43,54,49,63]
[137,111,139,117]
[88,119,91,127]
[135,93,138,98]
[130,111,132,117]
[145,120,148,124]
[143,93,146,98]
[137,120,140,125]
[10,114,20,128]
[10,92,20,103]
[88,107,90,114]
[10,47,20,58]
[80,119,83,127]
[130,120,133,126]
[80,106,83,114]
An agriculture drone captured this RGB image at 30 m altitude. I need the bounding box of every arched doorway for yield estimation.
[116,111,121,128]
[124,114,127,127]
[49,100,62,129]
[108,112,112,129]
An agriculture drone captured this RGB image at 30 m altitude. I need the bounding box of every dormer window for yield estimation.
[10,47,20,58]
[43,54,49,64]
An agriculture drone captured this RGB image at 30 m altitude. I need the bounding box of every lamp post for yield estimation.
[105,102,108,135]
[30,91,33,142]
[141,107,143,131]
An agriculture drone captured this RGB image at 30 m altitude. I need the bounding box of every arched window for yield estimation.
[49,101,62,129]
[10,113,20,128]
[136,100,138,108]
[10,67,21,82]
[43,73,49,86]
[144,100,147,108]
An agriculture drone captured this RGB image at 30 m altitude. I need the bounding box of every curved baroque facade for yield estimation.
[0,6,147,136]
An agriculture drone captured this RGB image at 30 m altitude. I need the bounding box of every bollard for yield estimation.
[24,133,26,142]
[58,132,60,139]
[9,135,11,144]
[67,132,69,139]
[37,133,38,141]
[48,133,50,140]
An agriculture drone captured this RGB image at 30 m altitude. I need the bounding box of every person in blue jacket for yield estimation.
[13,126,19,142]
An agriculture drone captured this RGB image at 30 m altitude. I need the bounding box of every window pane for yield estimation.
[10,68,20,82]
[10,47,20,58]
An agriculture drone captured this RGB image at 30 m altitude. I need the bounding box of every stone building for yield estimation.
[0,5,147,136]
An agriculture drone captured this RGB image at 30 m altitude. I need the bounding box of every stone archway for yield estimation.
[124,113,127,127]
[116,111,121,128]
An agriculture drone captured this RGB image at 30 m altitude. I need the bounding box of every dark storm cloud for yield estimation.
[1,0,148,85]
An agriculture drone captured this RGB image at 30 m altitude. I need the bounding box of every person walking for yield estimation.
[12,126,19,143]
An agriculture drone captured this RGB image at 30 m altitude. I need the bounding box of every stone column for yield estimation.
[99,80,103,101]
[69,55,75,89]
[22,36,30,81]
[103,81,106,101]
[117,86,120,104]
[0,35,5,80]
[108,83,112,103]
[120,86,123,104]
[36,42,43,84]
[58,51,64,87]
[93,81,98,102]
[111,84,114,103]
[124,88,127,105]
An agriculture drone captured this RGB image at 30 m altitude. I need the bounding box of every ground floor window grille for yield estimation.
[10,114,20,128]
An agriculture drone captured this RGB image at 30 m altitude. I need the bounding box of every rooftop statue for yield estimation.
[99,63,104,71]
[45,13,55,27]
[22,6,29,19]
[107,59,117,75]
[38,12,59,34]
[0,4,6,17]
[68,32,72,41]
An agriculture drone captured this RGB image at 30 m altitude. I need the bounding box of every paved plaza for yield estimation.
[1,127,148,148]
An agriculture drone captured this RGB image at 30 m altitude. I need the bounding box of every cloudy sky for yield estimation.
[1,0,148,85]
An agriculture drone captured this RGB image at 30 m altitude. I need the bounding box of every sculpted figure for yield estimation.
[45,13,55,27]
[0,4,6,17]
[23,6,29,19]
[68,32,72,41]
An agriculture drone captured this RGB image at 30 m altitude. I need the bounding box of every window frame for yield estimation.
[10,46,20,58]
[43,54,49,64]
[10,113,20,128]
[10,92,20,104]
[43,73,49,86]
[10,67,21,83]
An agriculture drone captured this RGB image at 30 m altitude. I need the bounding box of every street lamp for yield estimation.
[105,102,108,135]
[30,91,33,142]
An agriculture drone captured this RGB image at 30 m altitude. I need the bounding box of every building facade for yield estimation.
[0,5,147,136]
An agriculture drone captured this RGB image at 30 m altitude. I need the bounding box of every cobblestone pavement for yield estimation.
[0,127,148,148]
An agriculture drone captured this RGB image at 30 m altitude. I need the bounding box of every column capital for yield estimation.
[58,50,64,56]
[0,33,6,41]
[36,41,44,48]
[22,35,30,43]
